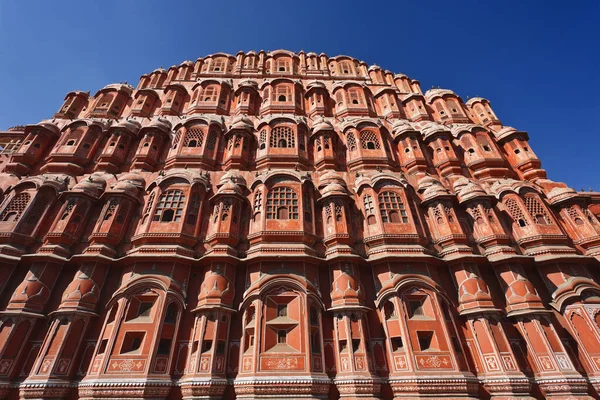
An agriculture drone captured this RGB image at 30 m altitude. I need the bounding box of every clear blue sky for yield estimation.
[0,1,598,190]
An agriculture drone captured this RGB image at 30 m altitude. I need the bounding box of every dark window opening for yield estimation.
[121,332,144,354]
[278,330,287,344]
[391,337,403,352]
[157,338,172,355]
[408,299,425,318]
[164,303,178,324]
[161,209,175,222]
[98,339,108,354]
[216,341,226,355]
[277,304,287,317]
[311,332,320,353]
[339,340,347,352]
[451,336,462,354]
[137,302,153,318]
[417,331,434,351]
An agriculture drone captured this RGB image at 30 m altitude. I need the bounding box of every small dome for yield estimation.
[34,120,60,136]
[424,88,457,102]
[230,115,254,131]
[197,269,234,306]
[142,117,172,134]
[321,182,347,197]
[216,180,243,196]
[415,121,450,139]
[112,173,145,195]
[453,178,489,203]
[391,120,417,138]
[465,97,488,107]
[238,79,258,89]
[417,175,451,202]
[450,123,482,138]
[306,80,327,91]
[72,176,106,198]
[331,269,364,307]
[113,119,141,135]
[312,117,334,135]
[318,171,346,188]
[494,126,527,142]
[219,171,247,187]
[546,186,578,205]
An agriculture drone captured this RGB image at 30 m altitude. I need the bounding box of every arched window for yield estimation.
[153,190,186,222]
[273,85,291,103]
[378,191,408,223]
[347,87,363,105]
[276,59,290,72]
[347,132,357,152]
[524,194,552,225]
[184,126,205,148]
[384,301,395,319]
[0,192,30,222]
[270,126,295,148]
[201,85,218,102]
[259,129,267,150]
[210,59,225,72]
[339,61,352,75]
[363,194,376,225]
[360,130,381,150]
[61,199,76,220]
[266,187,298,220]
[253,191,263,213]
[505,197,528,227]
[435,102,446,117]
[335,91,344,107]
[448,99,461,114]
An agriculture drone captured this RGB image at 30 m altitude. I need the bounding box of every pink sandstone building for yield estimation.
[0,50,598,400]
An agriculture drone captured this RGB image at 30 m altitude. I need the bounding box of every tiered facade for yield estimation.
[0,49,598,400]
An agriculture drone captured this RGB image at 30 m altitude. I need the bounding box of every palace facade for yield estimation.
[0,50,598,400]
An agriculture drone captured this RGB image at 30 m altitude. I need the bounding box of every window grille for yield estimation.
[153,190,186,222]
[253,191,263,212]
[273,85,291,102]
[348,88,363,105]
[206,131,217,151]
[378,191,408,223]
[360,130,381,150]
[259,130,267,149]
[201,86,218,102]
[524,194,552,225]
[144,192,156,216]
[0,192,30,222]
[334,200,344,221]
[266,187,298,219]
[363,195,374,215]
[184,127,205,148]
[347,132,357,152]
[270,126,295,148]
[505,197,529,227]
